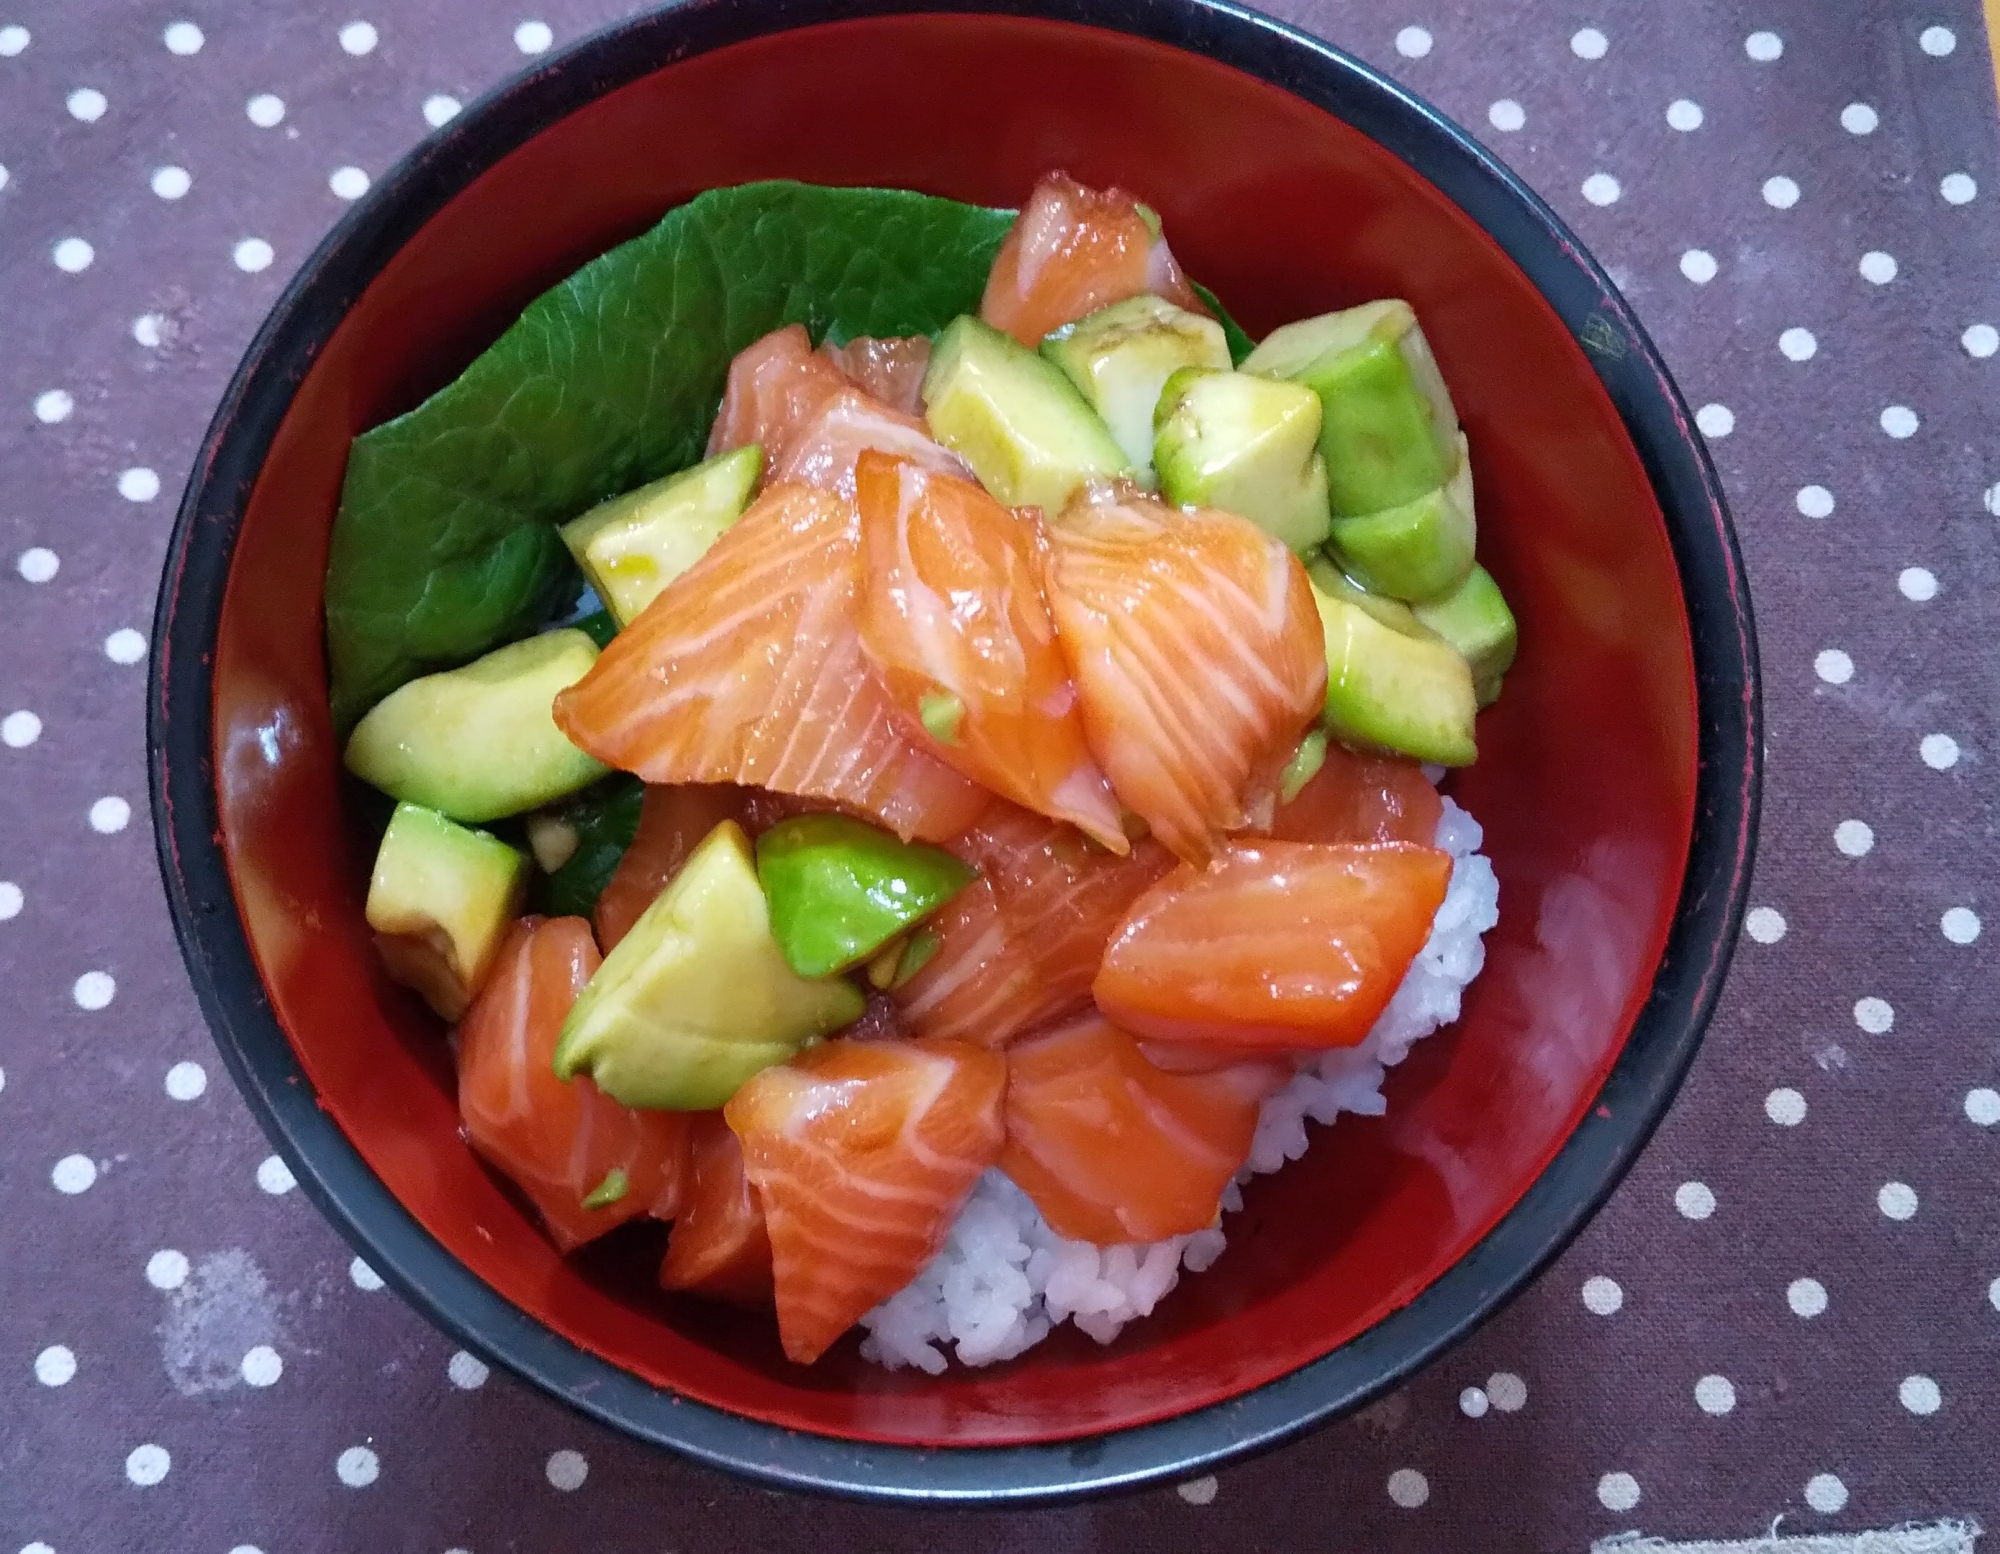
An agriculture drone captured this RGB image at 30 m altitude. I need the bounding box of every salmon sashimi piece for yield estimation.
[1000,1014,1287,1245]
[706,324,854,462]
[660,1112,774,1307]
[1262,742,1443,847]
[553,483,989,843]
[855,452,1126,851]
[1043,492,1328,865]
[724,1037,1006,1364]
[457,917,692,1249]
[770,388,969,502]
[894,802,1172,1045]
[1094,841,1452,1050]
[821,334,932,416]
[594,784,757,952]
[980,171,1208,347]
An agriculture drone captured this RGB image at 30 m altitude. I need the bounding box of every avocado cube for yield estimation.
[1325,433,1476,602]
[344,628,609,823]
[1041,295,1232,477]
[1310,581,1478,767]
[1153,367,1332,553]
[553,820,864,1111]
[922,314,1133,512]
[754,814,976,978]
[1414,562,1518,707]
[365,803,528,1020]
[559,444,762,628]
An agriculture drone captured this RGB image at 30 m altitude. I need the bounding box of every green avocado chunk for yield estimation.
[922,314,1133,512]
[1041,295,1232,478]
[365,802,528,1020]
[559,444,762,628]
[554,820,864,1111]
[1413,561,1518,707]
[1325,433,1476,602]
[344,628,609,823]
[1153,367,1332,553]
[755,814,977,979]
[1308,577,1479,767]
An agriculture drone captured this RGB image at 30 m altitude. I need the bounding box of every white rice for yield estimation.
[860,795,1500,1373]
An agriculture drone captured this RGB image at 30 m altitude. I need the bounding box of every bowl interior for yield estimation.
[208,11,1695,1448]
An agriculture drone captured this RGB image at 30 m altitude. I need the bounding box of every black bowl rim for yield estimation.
[149,0,1761,1507]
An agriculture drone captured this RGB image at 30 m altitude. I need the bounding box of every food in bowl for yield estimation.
[327,171,1514,1371]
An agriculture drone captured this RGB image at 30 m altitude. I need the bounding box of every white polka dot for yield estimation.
[18,547,58,583]
[423,94,462,128]
[67,88,107,123]
[52,1154,97,1193]
[1763,175,1801,209]
[1765,1087,1806,1126]
[1582,1275,1623,1315]
[163,21,204,54]
[1745,30,1782,61]
[165,1061,206,1101]
[241,1345,283,1387]
[1858,250,1898,285]
[1486,1372,1527,1411]
[1385,1468,1427,1508]
[150,165,191,200]
[1598,1472,1641,1511]
[1878,1181,1918,1219]
[1900,1374,1941,1414]
[1805,1473,1847,1514]
[1965,1088,2000,1125]
[229,1547,265,1554]
[1694,1374,1735,1414]
[1941,908,1981,945]
[1176,1474,1218,1505]
[1779,327,1817,361]
[105,628,147,665]
[257,1155,296,1194]
[3,711,43,748]
[1920,733,1960,770]
[515,20,554,53]
[1571,27,1608,59]
[1746,906,1788,943]
[336,1446,379,1487]
[447,1350,489,1389]
[246,94,285,128]
[1986,483,2000,517]
[1695,404,1734,438]
[1666,98,1703,131]
[33,389,74,423]
[1581,173,1621,207]
[1881,404,1920,438]
[0,882,21,920]
[1488,99,1525,133]
[1788,1277,1827,1317]
[1459,1385,1489,1417]
[1991,1277,2000,1313]
[1941,173,1977,205]
[330,165,370,200]
[73,972,115,1010]
[1675,1181,1715,1220]
[146,1249,189,1290]
[349,1256,384,1290]
[1854,997,1894,1034]
[1920,25,1957,56]
[1394,26,1432,59]
[1899,566,1938,601]
[234,238,275,273]
[133,313,164,347]
[89,796,131,834]
[1796,484,1834,518]
[339,20,378,54]
[0,24,28,55]
[126,1444,170,1486]
[35,1345,76,1386]
[119,468,161,502]
[1964,324,1998,357]
[1835,820,1875,858]
[1680,249,1718,284]
[1813,649,1852,685]
[546,1449,588,1492]
[53,238,94,273]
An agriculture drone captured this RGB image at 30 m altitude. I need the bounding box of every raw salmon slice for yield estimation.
[594,784,756,952]
[1262,742,1443,848]
[770,388,969,502]
[1043,491,1327,865]
[659,1111,774,1307]
[706,324,854,462]
[981,171,1207,347]
[457,916,692,1249]
[855,452,1126,851]
[724,1037,1006,1364]
[553,483,989,843]
[1000,1014,1286,1245]
[1094,841,1452,1050]
[821,334,932,416]
[894,801,1172,1045]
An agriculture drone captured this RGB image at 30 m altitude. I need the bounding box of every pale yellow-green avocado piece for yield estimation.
[1152,367,1332,553]
[1041,294,1231,477]
[365,802,528,1021]
[1325,432,1476,602]
[553,820,865,1111]
[1309,579,1478,767]
[558,444,762,628]
[1413,560,1518,707]
[922,314,1132,512]
[344,628,609,823]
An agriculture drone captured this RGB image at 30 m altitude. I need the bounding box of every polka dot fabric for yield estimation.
[2,0,1995,1548]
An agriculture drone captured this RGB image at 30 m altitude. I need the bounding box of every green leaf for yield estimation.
[531,774,644,920]
[1192,280,1257,366]
[324,181,1017,731]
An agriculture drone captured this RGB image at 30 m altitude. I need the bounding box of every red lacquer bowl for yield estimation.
[150,0,1758,1502]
